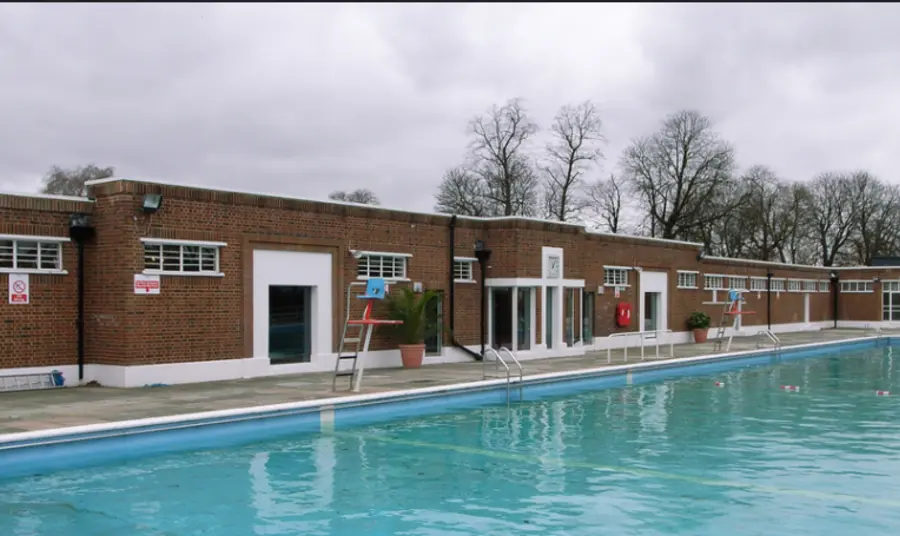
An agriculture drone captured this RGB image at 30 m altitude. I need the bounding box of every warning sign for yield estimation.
[134,274,161,295]
[8,273,29,304]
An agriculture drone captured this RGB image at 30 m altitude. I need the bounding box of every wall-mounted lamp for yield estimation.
[697,250,706,262]
[830,270,839,280]
[141,193,163,214]
[69,213,95,243]
[349,249,364,259]
[474,239,492,263]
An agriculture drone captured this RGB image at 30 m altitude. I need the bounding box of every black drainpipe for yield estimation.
[69,213,95,382]
[832,271,840,329]
[448,215,481,361]
[766,272,773,330]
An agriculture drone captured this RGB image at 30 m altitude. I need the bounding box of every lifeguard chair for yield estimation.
[332,278,402,392]
[713,289,755,352]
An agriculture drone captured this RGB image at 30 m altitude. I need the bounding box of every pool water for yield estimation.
[2,347,900,535]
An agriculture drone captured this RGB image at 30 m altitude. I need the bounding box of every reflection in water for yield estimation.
[1,349,900,535]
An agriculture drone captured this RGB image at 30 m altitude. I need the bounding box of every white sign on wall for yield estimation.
[8,273,29,304]
[134,274,161,294]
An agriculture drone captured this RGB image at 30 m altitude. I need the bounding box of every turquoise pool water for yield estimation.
[2,346,900,535]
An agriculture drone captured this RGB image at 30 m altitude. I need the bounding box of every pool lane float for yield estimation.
[876,390,891,397]
[780,385,801,392]
[715,381,725,387]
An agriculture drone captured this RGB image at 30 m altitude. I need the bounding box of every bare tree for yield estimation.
[433,167,493,216]
[328,188,380,205]
[467,98,541,216]
[40,164,115,197]
[587,174,623,233]
[543,101,604,222]
[778,182,817,265]
[806,172,859,266]
[846,172,900,265]
[620,110,738,240]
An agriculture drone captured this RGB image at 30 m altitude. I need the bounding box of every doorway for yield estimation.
[639,271,668,334]
[804,293,811,324]
[425,291,443,356]
[884,282,900,321]
[582,291,595,344]
[516,287,532,350]
[491,287,514,349]
[268,285,312,363]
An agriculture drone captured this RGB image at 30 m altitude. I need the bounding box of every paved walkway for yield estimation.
[0,328,889,435]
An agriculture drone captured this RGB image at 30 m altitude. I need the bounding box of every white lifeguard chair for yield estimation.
[713,289,755,352]
[332,278,402,393]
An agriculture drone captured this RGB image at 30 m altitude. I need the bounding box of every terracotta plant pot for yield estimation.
[692,328,709,343]
[399,343,425,368]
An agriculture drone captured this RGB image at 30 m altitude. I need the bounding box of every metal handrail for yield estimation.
[605,329,674,364]
[756,329,782,350]
[483,347,512,404]
[498,346,524,385]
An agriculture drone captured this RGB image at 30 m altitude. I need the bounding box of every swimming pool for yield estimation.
[2,340,899,535]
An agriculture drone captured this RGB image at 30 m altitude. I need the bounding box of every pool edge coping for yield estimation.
[0,335,889,447]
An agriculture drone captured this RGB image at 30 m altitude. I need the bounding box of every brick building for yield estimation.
[1,177,898,387]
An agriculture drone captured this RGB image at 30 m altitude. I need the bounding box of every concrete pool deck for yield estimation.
[1,328,894,435]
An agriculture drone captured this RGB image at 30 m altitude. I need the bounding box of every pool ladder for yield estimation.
[756,329,782,355]
[482,346,523,404]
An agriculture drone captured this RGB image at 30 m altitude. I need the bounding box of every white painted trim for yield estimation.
[140,237,228,247]
[453,256,477,262]
[0,234,71,242]
[677,270,699,274]
[603,265,635,271]
[0,191,93,203]
[142,269,224,278]
[0,269,68,275]
[453,279,477,284]
[351,250,413,258]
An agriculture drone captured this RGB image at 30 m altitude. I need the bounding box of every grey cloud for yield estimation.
[1,4,898,211]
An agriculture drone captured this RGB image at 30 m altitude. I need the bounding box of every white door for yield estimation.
[639,271,668,333]
[804,293,810,324]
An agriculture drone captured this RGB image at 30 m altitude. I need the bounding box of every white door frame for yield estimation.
[639,270,669,334]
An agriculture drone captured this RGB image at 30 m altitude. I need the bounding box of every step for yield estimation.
[338,354,358,360]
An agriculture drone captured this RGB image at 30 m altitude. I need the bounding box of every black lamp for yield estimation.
[142,193,163,214]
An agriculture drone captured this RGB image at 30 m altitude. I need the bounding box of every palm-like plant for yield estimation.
[384,287,440,345]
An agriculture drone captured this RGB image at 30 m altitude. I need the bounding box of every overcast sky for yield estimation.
[1,3,897,210]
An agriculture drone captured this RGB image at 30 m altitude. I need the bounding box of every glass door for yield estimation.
[425,291,443,356]
[884,282,900,321]
[582,291,595,343]
[268,285,311,364]
[545,287,554,349]
[643,291,660,333]
[565,288,576,347]
[517,287,531,351]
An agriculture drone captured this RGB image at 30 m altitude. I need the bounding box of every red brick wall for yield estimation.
[0,194,93,369]
[2,179,899,372]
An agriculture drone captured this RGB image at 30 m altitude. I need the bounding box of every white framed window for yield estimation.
[142,238,225,276]
[677,271,698,289]
[0,234,68,274]
[841,280,874,293]
[453,257,475,282]
[603,267,629,287]
[770,278,786,292]
[728,276,748,290]
[356,251,410,280]
[802,279,818,292]
[750,277,767,291]
[787,279,802,292]
[884,281,900,292]
[704,274,726,290]
[818,280,831,293]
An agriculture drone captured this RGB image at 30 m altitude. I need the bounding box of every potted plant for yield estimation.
[384,287,439,368]
[687,311,711,343]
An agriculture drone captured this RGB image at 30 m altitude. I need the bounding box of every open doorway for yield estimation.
[491,287,514,349]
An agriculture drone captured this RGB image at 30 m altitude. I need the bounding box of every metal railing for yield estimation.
[756,329,782,351]
[605,329,674,364]
[483,346,524,404]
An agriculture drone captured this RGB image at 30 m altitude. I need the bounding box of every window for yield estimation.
[884,281,900,292]
[750,277,767,291]
[770,278,785,292]
[603,267,629,287]
[841,280,874,293]
[819,280,830,292]
[803,279,818,292]
[728,276,747,290]
[453,258,475,282]
[787,279,802,292]
[0,236,65,273]
[677,271,698,289]
[356,252,409,280]
[142,239,224,275]
[704,275,725,290]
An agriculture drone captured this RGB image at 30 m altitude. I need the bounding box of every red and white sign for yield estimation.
[8,273,29,304]
[134,274,161,295]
